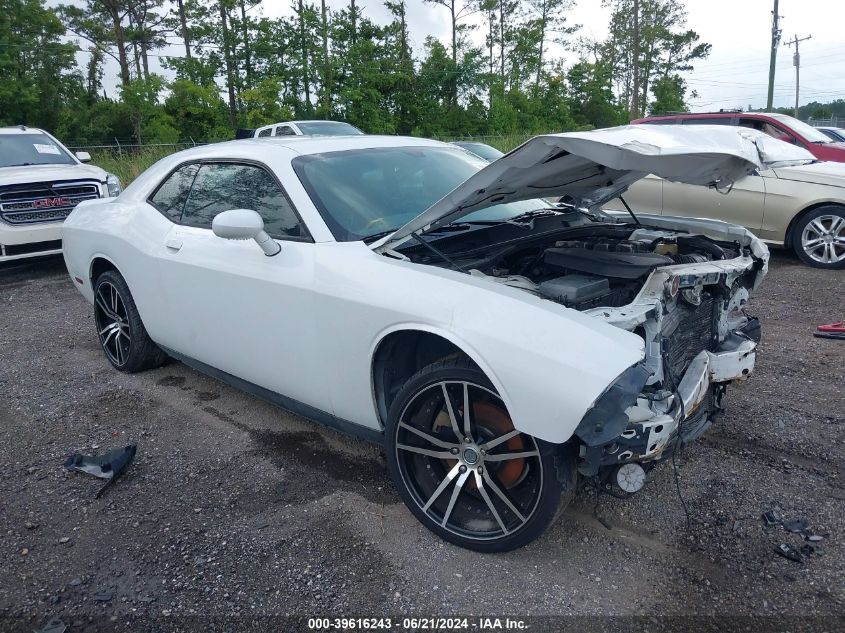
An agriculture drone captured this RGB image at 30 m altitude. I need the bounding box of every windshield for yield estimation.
[295,121,363,136]
[825,128,845,142]
[768,114,834,143]
[293,146,547,241]
[0,133,76,167]
[453,142,505,162]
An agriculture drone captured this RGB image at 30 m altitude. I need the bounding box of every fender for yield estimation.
[316,242,645,444]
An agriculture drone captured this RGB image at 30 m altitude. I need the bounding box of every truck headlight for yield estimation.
[574,363,652,446]
[106,173,122,197]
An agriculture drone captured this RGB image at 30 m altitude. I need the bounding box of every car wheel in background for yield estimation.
[792,205,845,269]
[93,270,167,373]
[385,358,574,552]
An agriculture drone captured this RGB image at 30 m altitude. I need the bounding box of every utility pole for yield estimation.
[631,0,640,118]
[766,0,781,110]
[784,34,812,118]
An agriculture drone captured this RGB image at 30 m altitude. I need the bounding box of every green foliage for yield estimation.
[0,0,81,129]
[810,105,833,120]
[594,0,710,118]
[648,75,688,115]
[10,0,719,148]
[120,76,180,143]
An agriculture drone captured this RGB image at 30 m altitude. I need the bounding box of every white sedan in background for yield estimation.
[606,129,845,269]
[63,127,768,551]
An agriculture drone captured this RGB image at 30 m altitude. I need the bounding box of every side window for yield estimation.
[148,163,200,222]
[740,118,797,144]
[257,127,272,137]
[181,163,306,239]
[276,125,296,136]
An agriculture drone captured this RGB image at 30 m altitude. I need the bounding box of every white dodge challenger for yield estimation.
[63,126,769,551]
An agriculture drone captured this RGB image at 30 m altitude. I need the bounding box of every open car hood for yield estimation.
[372,125,765,252]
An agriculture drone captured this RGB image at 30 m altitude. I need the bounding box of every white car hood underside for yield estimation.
[374,125,765,252]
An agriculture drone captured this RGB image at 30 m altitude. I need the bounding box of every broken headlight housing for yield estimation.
[574,363,652,447]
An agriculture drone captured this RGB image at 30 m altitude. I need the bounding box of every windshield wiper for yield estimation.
[5,162,35,167]
[362,229,397,244]
[506,209,562,223]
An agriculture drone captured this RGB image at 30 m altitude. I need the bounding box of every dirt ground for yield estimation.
[0,251,843,632]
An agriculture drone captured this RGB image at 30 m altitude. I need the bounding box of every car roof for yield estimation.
[634,112,783,123]
[288,120,357,126]
[0,126,48,135]
[256,120,357,129]
[166,135,450,161]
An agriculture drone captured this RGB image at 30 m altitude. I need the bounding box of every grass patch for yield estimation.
[90,145,193,185]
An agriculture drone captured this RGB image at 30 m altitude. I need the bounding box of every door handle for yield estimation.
[165,237,183,252]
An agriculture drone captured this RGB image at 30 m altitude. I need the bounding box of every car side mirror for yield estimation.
[211,209,281,257]
[774,133,797,145]
[75,151,92,163]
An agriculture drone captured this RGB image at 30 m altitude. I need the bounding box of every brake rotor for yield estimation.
[431,399,527,489]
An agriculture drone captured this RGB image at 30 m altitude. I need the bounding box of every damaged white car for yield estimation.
[62,126,768,551]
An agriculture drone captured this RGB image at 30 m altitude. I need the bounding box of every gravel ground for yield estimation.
[0,251,843,632]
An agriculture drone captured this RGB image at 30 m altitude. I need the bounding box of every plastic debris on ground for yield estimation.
[814,320,845,340]
[63,443,137,498]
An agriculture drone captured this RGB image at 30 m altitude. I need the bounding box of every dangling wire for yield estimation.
[662,350,693,531]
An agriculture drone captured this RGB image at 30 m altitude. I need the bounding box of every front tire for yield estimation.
[385,358,571,552]
[93,270,167,373]
[791,206,845,269]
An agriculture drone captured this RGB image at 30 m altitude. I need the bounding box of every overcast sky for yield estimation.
[84,0,845,113]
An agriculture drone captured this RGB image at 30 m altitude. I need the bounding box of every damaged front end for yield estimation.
[572,220,767,486]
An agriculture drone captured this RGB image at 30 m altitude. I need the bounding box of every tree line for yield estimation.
[0,0,712,145]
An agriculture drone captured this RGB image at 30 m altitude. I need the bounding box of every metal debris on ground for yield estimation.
[63,443,137,498]
[782,517,809,533]
[775,543,804,563]
[762,509,782,526]
[34,618,66,633]
[764,507,827,563]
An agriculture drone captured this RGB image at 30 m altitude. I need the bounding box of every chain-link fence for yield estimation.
[806,117,845,128]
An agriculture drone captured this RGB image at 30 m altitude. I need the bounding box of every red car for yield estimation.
[632,111,845,162]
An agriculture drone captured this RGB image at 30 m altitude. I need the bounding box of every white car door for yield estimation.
[149,160,330,412]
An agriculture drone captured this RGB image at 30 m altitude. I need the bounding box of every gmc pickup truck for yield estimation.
[0,126,121,263]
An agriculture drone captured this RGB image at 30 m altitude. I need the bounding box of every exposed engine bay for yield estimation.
[467,226,742,311]
[398,212,765,493]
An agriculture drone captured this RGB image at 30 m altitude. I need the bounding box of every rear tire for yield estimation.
[791,206,845,269]
[93,270,167,373]
[385,358,573,552]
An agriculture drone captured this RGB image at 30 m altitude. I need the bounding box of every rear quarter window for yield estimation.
[148,163,200,222]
